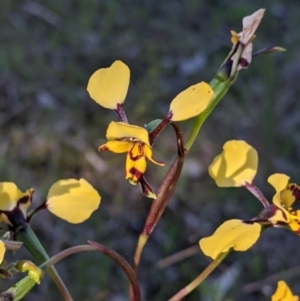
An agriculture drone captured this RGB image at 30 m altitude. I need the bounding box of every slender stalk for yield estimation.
[244,182,270,208]
[149,116,170,145]
[133,76,233,271]
[1,275,37,301]
[115,103,129,123]
[17,225,73,301]
[167,252,228,301]
[133,120,186,271]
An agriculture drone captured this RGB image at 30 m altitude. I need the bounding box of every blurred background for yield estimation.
[1,0,300,300]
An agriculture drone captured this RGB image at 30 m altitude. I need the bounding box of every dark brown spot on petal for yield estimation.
[239,58,249,68]
[288,183,300,200]
[128,144,145,161]
[128,167,143,182]
[0,195,32,230]
[99,146,109,151]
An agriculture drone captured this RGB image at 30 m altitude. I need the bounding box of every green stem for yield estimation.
[167,252,228,301]
[185,76,232,151]
[17,225,73,301]
[1,275,36,301]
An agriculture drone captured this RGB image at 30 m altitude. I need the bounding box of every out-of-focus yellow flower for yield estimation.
[271,281,299,301]
[168,82,214,121]
[87,60,130,109]
[199,219,261,259]
[99,121,164,185]
[268,174,300,233]
[208,140,258,187]
[46,178,101,224]
[0,240,5,263]
[16,260,43,284]
[0,182,34,227]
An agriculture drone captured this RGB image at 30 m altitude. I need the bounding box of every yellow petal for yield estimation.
[125,144,147,184]
[169,82,214,121]
[271,281,299,301]
[230,30,240,44]
[208,140,258,187]
[0,183,33,225]
[268,174,299,209]
[281,183,300,208]
[0,240,5,263]
[46,179,101,224]
[268,173,295,213]
[0,182,27,210]
[267,205,289,224]
[268,174,290,193]
[199,219,261,260]
[288,213,300,234]
[16,261,43,284]
[87,60,130,109]
[144,145,164,166]
[99,140,132,153]
[106,122,150,145]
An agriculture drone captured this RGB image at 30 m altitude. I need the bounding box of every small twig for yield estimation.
[155,245,199,270]
[243,264,300,293]
[22,1,62,26]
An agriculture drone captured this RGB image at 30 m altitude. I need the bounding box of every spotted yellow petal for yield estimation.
[0,183,33,226]
[209,140,258,187]
[87,60,130,109]
[281,184,300,208]
[268,173,298,209]
[0,183,27,210]
[46,179,101,224]
[0,240,5,263]
[169,82,214,121]
[99,140,133,153]
[106,122,150,145]
[271,281,299,301]
[125,144,147,184]
[144,145,164,166]
[199,219,261,260]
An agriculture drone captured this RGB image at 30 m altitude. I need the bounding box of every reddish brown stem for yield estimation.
[133,122,185,271]
[115,103,129,123]
[244,182,270,208]
[41,242,141,301]
[149,116,170,145]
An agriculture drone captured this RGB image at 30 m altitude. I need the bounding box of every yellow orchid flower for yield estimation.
[87,60,130,110]
[209,140,258,187]
[271,281,299,301]
[268,173,300,233]
[207,139,300,259]
[0,240,5,263]
[99,121,164,185]
[0,182,34,227]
